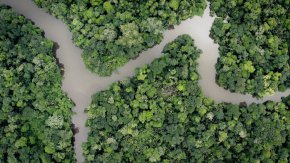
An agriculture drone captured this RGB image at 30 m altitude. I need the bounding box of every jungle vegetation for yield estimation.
[0,6,75,162]
[33,0,207,76]
[209,0,290,97]
[83,35,290,162]
[1,1,290,162]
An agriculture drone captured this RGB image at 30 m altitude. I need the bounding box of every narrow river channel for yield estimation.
[2,0,289,162]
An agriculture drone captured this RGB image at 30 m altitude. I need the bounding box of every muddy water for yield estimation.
[2,0,289,162]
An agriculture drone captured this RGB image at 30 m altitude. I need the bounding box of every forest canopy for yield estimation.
[83,35,290,162]
[2,1,290,162]
[209,0,290,97]
[33,0,207,76]
[0,6,75,162]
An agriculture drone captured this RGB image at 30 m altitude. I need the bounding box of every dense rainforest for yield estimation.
[2,0,290,162]
[84,35,290,162]
[209,0,290,97]
[0,6,75,162]
[33,0,207,76]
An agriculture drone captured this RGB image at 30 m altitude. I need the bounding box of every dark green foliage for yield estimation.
[32,0,206,76]
[0,6,75,162]
[209,0,290,97]
[83,35,290,162]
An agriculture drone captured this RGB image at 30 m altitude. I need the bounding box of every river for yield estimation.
[1,0,289,162]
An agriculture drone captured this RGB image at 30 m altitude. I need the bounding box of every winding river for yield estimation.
[2,0,290,162]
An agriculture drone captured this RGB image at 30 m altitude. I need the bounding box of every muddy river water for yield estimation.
[2,0,290,162]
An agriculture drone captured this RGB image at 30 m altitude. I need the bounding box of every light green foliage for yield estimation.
[144,147,165,162]
[46,115,64,129]
[241,61,255,77]
[33,0,207,76]
[140,18,163,35]
[103,1,114,14]
[98,25,117,42]
[83,35,290,162]
[0,6,75,162]
[169,0,180,11]
[116,22,144,47]
[209,0,290,97]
